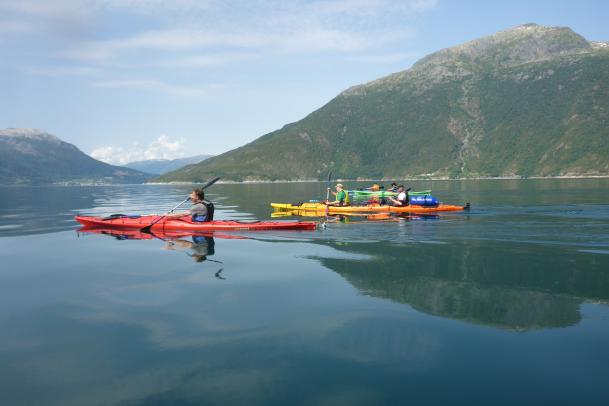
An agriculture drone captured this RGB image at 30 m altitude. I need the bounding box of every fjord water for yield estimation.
[1,179,609,405]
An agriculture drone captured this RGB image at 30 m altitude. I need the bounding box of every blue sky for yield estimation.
[1,0,607,164]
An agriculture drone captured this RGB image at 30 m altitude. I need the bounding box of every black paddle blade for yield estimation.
[327,171,332,183]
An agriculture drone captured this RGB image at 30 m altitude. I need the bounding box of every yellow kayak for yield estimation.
[270,202,470,214]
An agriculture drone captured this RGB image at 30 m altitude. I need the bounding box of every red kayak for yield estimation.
[74,215,318,231]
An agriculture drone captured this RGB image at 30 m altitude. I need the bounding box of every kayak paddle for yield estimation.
[325,171,332,217]
[141,176,221,233]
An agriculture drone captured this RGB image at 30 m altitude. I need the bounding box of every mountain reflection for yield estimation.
[315,240,609,331]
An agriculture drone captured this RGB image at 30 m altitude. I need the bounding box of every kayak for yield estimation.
[270,202,470,214]
[350,190,397,198]
[74,215,318,231]
[349,189,431,197]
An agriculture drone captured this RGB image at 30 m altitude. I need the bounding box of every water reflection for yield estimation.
[77,227,233,278]
[2,179,609,404]
[163,235,216,262]
[312,239,609,331]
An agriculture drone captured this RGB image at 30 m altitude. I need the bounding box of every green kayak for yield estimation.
[349,189,431,197]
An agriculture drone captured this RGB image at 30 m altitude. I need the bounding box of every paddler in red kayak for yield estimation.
[166,188,215,222]
[325,183,349,206]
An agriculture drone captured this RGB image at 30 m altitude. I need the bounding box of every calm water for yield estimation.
[1,179,609,405]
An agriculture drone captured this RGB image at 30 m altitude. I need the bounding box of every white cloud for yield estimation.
[91,79,218,97]
[0,0,96,36]
[7,0,438,96]
[25,65,104,77]
[91,135,187,165]
[101,0,438,20]
[56,0,435,64]
[161,52,255,68]
[62,27,384,64]
[0,19,33,35]
[347,52,420,63]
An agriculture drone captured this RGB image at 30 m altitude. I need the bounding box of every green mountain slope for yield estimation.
[158,24,609,182]
[0,128,151,185]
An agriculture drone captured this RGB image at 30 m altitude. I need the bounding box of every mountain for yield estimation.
[157,24,609,182]
[125,154,213,175]
[0,128,151,185]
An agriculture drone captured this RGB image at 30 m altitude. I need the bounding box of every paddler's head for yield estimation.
[370,184,380,191]
[189,188,205,203]
[335,183,344,191]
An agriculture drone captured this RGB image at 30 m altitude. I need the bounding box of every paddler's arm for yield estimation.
[164,211,191,218]
[387,196,401,206]
[163,239,193,250]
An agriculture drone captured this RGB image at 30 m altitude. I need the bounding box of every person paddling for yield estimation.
[388,185,410,207]
[325,183,349,206]
[364,183,381,204]
[167,188,214,222]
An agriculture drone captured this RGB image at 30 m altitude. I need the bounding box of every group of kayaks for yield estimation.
[74,187,469,233]
[270,202,469,214]
[271,188,470,216]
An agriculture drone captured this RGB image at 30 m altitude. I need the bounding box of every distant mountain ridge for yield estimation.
[157,24,609,182]
[125,154,213,175]
[0,128,151,185]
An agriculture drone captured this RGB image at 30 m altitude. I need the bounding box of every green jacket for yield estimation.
[335,190,347,204]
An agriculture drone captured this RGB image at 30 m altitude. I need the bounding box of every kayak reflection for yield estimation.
[272,209,440,223]
[76,227,244,278]
[162,235,226,279]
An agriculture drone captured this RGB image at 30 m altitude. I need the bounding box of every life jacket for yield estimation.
[191,235,215,256]
[335,190,350,206]
[192,200,215,222]
[395,191,409,206]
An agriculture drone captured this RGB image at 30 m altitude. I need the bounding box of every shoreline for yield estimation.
[145,174,609,185]
[1,174,608,187]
